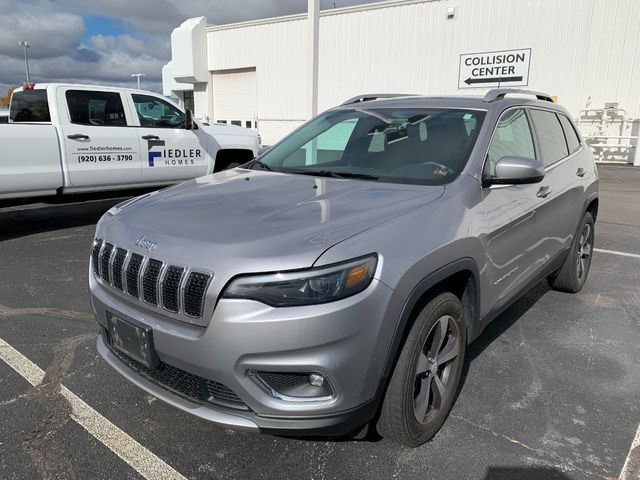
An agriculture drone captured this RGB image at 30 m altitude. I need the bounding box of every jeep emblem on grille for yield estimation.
[135,236,158,252]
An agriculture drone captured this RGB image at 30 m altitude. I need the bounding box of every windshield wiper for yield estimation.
[251,159,273,171]
[294,170,379,181]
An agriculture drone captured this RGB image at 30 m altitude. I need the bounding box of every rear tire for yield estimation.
[548,212,594,293]
[377,292,466,447]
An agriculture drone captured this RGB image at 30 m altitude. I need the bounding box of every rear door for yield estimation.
[58,87,142,188]
[1,88,62,197]
[527,108,583,257]
[127,93,212,183]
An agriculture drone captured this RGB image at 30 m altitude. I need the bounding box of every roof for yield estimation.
[335,91,568,114]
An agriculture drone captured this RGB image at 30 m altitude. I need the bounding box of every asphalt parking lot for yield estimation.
[0,166,638,480]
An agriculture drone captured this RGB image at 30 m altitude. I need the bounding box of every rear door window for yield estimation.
[65,90,127,126]
[10,90,51,122]
[529,109,569,166]
[558,114,581,154]
[486,109,535,177]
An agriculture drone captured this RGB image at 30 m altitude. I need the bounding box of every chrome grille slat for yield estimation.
[100,243,114,284]
[91,238,103,276]
[142,259,163,305]
[184,272,212,318]
[125,253,144,298]
[112,248,127,291]
[91,238,211,319]
[161,266,184,313]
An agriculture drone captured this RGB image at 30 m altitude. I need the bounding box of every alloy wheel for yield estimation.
[413,314,461,424]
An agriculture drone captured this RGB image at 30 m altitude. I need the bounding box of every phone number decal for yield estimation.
[77,154,134,163]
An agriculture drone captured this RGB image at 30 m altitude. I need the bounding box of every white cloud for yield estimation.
[0,0,381,95]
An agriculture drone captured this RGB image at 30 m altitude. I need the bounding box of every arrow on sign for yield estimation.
[464,76,523,85]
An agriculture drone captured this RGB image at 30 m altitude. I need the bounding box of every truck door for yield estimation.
[128,93,212,183]
[58,88,142,188]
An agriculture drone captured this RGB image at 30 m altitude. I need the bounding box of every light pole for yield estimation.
[131,73,145,90]
[18,41,31,84]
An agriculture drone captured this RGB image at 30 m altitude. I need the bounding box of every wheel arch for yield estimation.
[376,258,481,400]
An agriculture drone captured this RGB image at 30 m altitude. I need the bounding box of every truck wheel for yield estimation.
[548,212,594,293]
[377,292,466,447]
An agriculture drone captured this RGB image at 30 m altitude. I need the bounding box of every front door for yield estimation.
[128,93,212,183]
[480,108,554,316]
[58,87,142,188]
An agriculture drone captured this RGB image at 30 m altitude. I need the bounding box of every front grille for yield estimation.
[161,266,184,313]
[112,248,127,291]
[100,243,114,284]
[91,239,103,276]
[142,259,163,305]
[126,253,143,298]
[107,340,247,410]
[90,238,212,319]
[184,272,211,317]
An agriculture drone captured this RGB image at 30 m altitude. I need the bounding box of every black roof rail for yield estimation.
[483,88,554,103]
[341,93,417,106]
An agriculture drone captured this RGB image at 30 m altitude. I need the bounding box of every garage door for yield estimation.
[212,68,257,129]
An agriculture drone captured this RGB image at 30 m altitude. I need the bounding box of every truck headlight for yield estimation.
[222,254,378,307]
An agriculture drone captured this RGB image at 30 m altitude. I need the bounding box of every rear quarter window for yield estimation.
[558,114,581,154]
[10,90,51,122]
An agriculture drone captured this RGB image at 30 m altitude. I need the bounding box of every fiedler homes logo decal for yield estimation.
[146,139,202,167]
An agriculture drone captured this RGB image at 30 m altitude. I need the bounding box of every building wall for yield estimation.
[180,0,640,146]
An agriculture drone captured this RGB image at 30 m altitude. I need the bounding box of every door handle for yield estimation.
[67,133,89,140]
[142,135,160,140]
[576,168,586,177]
[536,185,553,198]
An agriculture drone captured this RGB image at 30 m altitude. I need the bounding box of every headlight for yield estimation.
[222,254,378,307]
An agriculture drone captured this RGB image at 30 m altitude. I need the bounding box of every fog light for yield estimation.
[308,373,325,387]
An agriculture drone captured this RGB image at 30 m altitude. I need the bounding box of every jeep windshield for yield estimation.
[254,107,486,185]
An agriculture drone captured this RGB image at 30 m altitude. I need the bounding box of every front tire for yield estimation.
[548,212,594,293]
[377,292,466,447]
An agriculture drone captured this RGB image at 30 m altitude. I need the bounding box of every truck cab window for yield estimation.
[10,90,51,122]
[65,90,127,127]
[132,94,184,128]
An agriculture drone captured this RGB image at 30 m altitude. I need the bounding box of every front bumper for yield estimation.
[90,272,395,434]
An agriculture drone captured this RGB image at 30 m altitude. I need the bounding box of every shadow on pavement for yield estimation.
[0,188,157,242]
[484,466,573,479]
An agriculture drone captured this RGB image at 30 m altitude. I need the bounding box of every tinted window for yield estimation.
[258,108,486,186]
[529,109,569,166]
[486,109,535,176]
[558,114,581,154]
[132,94,184,128]
[10,90,51,122]
[66,90,127,126]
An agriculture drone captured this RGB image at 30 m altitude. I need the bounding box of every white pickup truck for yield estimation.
[1,83,259,200]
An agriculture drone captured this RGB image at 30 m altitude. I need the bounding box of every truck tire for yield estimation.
[377,292,466,447]
[548,211,594,293]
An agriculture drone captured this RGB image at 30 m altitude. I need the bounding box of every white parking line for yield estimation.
[0,337,187,480]
[594,248,640,259]
[620,423,640,480]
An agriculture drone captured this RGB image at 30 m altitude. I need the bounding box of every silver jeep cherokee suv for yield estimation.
[90,89,598,446]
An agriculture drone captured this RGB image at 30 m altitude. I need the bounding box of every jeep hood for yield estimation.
[98,169,444,274]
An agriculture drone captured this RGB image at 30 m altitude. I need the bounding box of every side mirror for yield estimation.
[488,156,545,185]
[185,109,197,130]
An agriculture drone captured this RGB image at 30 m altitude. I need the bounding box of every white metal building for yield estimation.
[162,0,640,164]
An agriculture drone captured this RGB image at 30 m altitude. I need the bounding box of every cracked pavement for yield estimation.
[0,167,639,480]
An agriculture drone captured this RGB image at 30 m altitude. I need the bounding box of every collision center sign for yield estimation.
[458,48,531,89]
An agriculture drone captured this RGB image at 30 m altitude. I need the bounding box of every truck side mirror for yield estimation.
[185,109,197,130]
